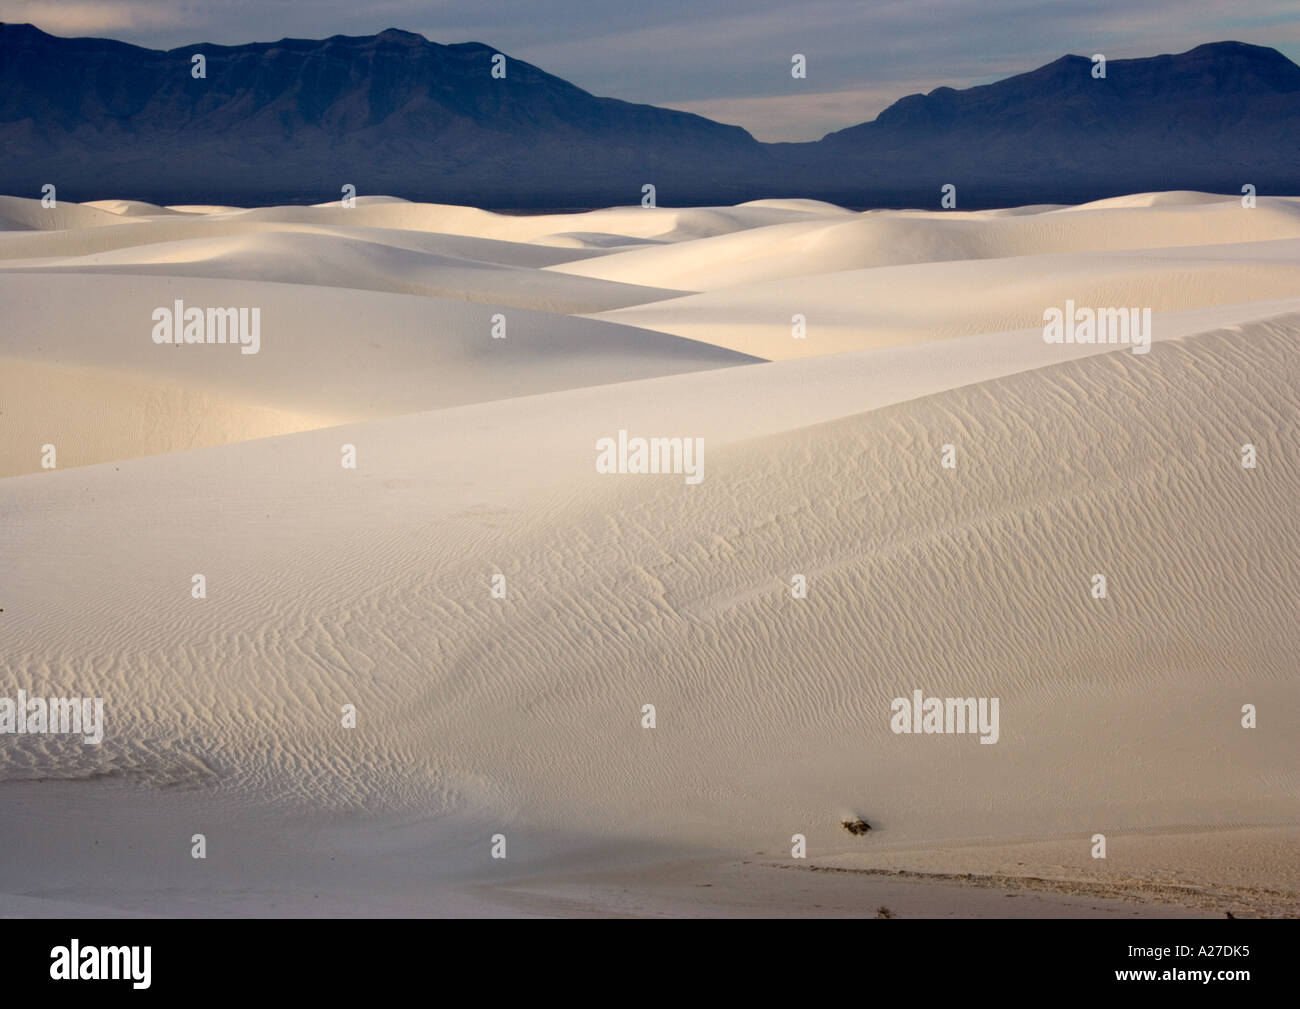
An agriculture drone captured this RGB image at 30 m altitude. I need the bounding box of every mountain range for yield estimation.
[1,23,1298,207]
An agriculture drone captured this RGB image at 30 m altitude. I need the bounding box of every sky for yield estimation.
[4,0,1300,140]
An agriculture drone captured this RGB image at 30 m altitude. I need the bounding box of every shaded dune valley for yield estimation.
[1,191,1297,917]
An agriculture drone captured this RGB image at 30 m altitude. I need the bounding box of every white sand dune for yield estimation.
[0,272,754,476]
[552,194,1300,290]
[82,199,184,217]
[0,191,1296,917]
[592,237,1300,358]
[0,194,132,231]
[222,198,848,246]
[0,211,612,268]
[0,231,686,312]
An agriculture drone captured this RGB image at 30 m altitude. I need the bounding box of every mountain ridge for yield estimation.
[2,23,1298,207]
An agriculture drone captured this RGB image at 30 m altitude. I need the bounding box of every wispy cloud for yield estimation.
[3,1,184,34]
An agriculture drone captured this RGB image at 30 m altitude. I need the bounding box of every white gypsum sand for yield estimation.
[0,191,1296,917]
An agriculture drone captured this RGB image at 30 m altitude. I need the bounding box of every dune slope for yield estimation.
[1,190,1296,916]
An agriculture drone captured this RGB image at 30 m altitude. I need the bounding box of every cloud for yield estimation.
[3,1,185,34]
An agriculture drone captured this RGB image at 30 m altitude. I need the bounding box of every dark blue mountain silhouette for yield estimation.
[1,24,1297,207]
